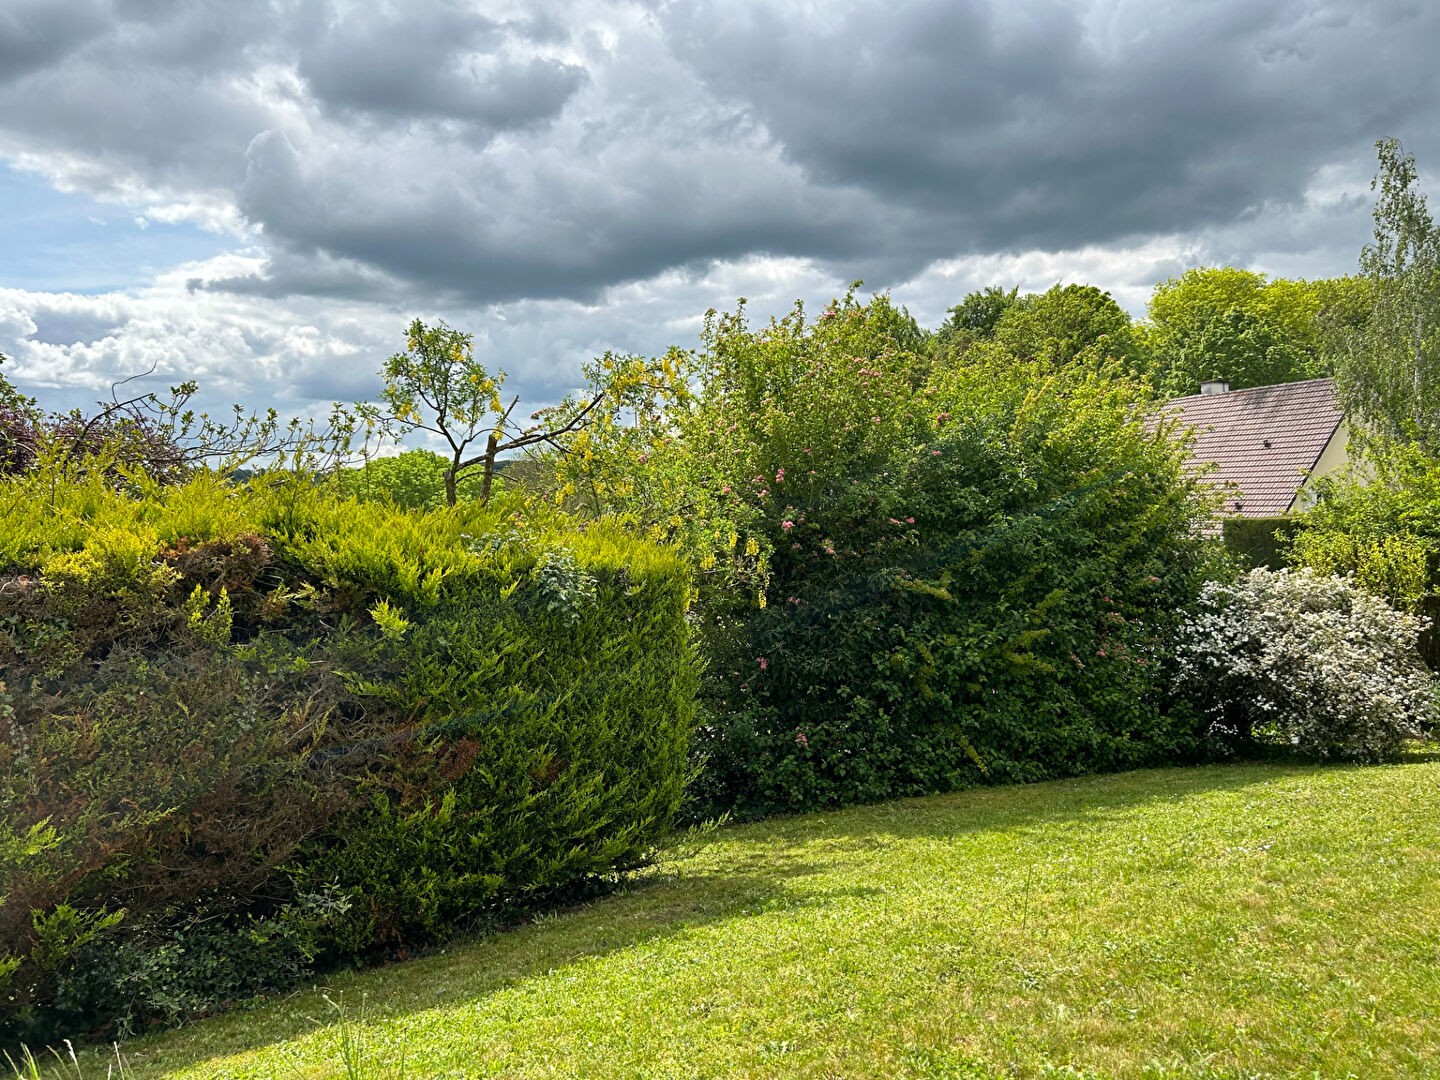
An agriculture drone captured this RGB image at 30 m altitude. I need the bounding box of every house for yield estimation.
[1155,377,1349,519]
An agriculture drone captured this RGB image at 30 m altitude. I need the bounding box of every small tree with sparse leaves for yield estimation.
[364,319,687,506]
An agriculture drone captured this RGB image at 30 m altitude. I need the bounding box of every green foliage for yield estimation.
[0,353,359,485]
[691,353,1217,817]
[933,286,1019,352]
[366,319,505,505]
[988,283,1151,374]
[1288,439,1440,613]
[364,319,689,506]
[551,288,932,611]
[935,284,1149,376]
[0,467,696,1048]
[1220,516,1301,570]
[1332,138,1440,451]
[332,449,488,510]
[1145,266,1362,396]
[551,289,1218,819]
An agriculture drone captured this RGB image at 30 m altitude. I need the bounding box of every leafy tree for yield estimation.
[935,284,1152,376]
[1161,304,1307,395]
[332,448,487,510]
[547,289,932,608]
[990,283,1146,371]
[933,286,1019,353]
[365,318,686,506]
[1332,138,1440,450]
[1143,266,1362,396]
[547,289,1217,816]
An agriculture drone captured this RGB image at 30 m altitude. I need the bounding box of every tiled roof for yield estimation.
[1155,378,1344,517]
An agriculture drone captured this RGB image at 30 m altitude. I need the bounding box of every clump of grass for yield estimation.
[5,1041,130,1080]
[301,995,406,1080]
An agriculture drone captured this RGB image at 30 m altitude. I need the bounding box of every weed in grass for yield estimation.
[283,994,407,1080]
[4,1041,131,1080]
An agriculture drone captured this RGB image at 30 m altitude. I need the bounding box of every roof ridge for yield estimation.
[1165,376,1335,406]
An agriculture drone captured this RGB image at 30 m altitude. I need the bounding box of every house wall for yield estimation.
[1291,421,1353,512]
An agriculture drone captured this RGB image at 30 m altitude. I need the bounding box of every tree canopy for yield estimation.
[1332,138,1440,451]
[934,283,1150,379]
[1144,266,1364,396]
[363,318,688,505]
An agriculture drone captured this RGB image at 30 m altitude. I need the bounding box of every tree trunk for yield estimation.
[480,433,499,504]
[444,464,458,507]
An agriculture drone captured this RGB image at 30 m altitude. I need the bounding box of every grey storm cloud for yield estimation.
[661,0,1440,257]
[294,2,588,131]
[221,122,896,305]
[0,0,108,85]
[1,0,1438,309]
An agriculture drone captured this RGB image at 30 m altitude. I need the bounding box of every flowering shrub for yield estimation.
[1174,567,1434,761]
[682,322,1218,815]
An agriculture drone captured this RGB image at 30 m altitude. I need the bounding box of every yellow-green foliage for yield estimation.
[1290,439,1440,613]
[1294,529,1431,610]
[1143,267,1369,396]
[0,466,696,1049]
[543,291,1217,819]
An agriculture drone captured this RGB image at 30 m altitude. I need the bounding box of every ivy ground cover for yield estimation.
[70,759,1440,1079]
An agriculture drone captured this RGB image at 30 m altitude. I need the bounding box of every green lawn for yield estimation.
[65,759,1440,1078]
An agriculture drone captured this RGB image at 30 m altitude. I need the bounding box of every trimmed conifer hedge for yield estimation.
[0,468,696,1047]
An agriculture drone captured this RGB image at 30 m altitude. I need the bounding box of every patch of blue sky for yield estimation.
[0,164,233,295]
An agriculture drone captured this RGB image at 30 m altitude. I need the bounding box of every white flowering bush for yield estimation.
[1175,567,1435,761]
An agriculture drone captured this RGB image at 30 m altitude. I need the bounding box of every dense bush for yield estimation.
[549,292,1220,818]
[1174,567,1433,761]
[1290,440,1440,613]
[688,359,1219,817]
[1221,516,1301,570]
[332,448,488,509]
[0,465,696,1047]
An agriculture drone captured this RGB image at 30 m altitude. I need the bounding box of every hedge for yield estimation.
[0,467,696,1047]
[688,355,1221,819]
[1220,515,1300,570]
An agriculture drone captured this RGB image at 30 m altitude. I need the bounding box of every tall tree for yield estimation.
[935,284,1150,376]
[933,286,1019,354]
[1144,266,1363,396]
[990,283,1146,371]
[1333,138,1440,450]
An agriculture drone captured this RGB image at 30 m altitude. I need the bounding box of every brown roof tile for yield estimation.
[1155,378,1344,517]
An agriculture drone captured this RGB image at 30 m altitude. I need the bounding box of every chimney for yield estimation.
[1200,380,1230,395]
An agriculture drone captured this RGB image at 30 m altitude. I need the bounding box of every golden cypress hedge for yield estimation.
[0,466,696,1047]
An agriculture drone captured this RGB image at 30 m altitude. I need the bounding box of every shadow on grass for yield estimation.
[104,756,1425,1077]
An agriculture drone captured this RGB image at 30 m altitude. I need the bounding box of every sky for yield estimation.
[1,0,1438,420]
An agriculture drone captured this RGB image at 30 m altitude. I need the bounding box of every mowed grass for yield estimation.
[76,759,1440,1079]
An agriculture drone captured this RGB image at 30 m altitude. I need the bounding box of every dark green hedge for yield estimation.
[1221,516,1300,570]
[690,372,1219,819]
[0,469,696,1047]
